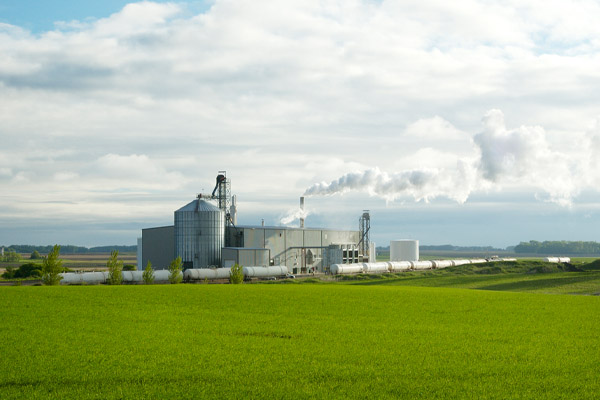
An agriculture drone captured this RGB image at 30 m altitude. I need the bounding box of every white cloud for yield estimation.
[305,109,593,207]
[2,1,600,244]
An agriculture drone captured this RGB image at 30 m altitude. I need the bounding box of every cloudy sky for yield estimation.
[1,0,600,248]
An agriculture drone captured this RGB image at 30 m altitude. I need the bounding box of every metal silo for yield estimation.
[175,198,225,269]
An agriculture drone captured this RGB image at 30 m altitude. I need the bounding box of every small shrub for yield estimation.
[2,266,15,279]
[30,250,42,260]
[42,245,63,286]
[229,264,244,284]
[29,269,42,278]
[14,263,43,279]
[143,261,155,285]
[168,257,183,284]
[107,250,123,285]
[123,264,136,271]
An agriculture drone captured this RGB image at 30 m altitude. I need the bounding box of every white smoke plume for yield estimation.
[303,165,475,204]
[304,109,589,206]
[280,207,310,226]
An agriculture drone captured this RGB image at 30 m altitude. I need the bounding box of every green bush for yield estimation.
[168,257,183,284]
[30,250,42,260]
[2,250,21,262]
[2,266,15,279]
[42,245,63,286]
[123,264,136,271]
[29,269,42,278]
[13,263,43,279]
[143,261,155,284]
[229,264,244,284]
[107,250,123,285]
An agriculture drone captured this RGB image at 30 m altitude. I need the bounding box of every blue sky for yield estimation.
[1,0,600,248]
[0,1,210,32]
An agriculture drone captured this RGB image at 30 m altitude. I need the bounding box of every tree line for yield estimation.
[2,244,137,254]
[514,241,600,255]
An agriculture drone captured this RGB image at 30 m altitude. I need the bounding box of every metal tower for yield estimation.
[359,210,370,261]
[209,171,233,226]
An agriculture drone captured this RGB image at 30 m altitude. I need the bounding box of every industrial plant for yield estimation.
[138,171,375,277]
[57,171,568,285]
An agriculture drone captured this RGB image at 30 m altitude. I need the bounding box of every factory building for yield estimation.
[140,172,369,274]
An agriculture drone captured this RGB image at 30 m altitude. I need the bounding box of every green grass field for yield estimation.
[1,284,599,399]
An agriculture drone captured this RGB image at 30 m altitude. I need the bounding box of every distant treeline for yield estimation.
[514,241,600,255]
[1,245,137,254]
[376,244,506,252]
[419,245,506,252]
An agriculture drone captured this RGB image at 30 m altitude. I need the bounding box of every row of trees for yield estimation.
[1,250,21,262]
[514,241,600,255]
[3,244,137,254]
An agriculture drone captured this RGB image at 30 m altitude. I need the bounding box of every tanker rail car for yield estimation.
[59,266,289,285]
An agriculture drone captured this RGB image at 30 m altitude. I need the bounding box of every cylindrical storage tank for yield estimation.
[60,271,108,285]
[411,260,433,270]
[390,240,419,262]
[59,273,83,285]
[153,270,175,282]
[184,268,231,280]
[81,271,108,284]
[388,261,412,272]
[432,260,453,269]
[175,199,225,269]
[122,271,144,283]
[452,259,471,266]
[362,262,389,274]
[331,264,363,275]
[557,257,571,263]
[544,257,559,263]
[470,259,487,264]
[243,266,289,278]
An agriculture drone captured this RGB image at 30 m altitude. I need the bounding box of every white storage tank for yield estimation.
[184,268,231,280]
[432,260,453,269]
[122,271,144,282]
[242,266,288,278]
[470,259,488,265]
[362,262,389,274]
[452,259,471,266]
[60,271,108,285]
[331,264,363,275]
[390,240,419,262]
[411,260,433,270]
[388,261,412,272]
[153,270,175,282]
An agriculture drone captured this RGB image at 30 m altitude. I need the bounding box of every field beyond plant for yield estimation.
[1,285,599,399]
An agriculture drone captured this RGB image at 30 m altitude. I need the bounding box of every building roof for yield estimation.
[176,199,222,213]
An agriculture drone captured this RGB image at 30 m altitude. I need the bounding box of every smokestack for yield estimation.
[230,195,237,225]
[300,196,305,228]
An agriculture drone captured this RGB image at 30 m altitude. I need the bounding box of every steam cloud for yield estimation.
[304,109,593,206]
[280,207,310,225]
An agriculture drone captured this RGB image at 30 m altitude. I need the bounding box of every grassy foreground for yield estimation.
[1,284,599,399]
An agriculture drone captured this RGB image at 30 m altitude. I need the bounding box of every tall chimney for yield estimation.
[230,195,237,225]
[300,196,305,228]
